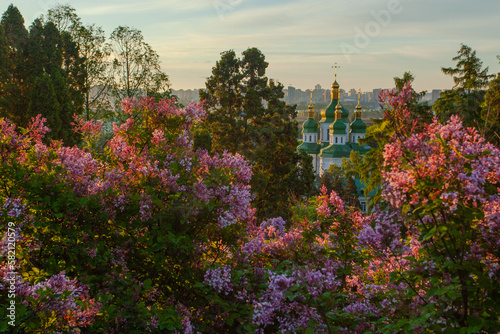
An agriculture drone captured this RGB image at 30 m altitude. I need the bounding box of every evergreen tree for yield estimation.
[1,5,29,124]
[434,44,494,129]
[24,19,83,144]
[322,165,345,199]
[0,25,11,115]
[442,44,493,92]
[29,73,61,136]
[201,47,315,219]
[482,57,500,146]
[344,176,361,209]
[1,4,28,51]
[201,49,243,154]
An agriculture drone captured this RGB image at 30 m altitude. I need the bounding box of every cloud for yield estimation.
[30,0,498,90]
[78,0,213,16]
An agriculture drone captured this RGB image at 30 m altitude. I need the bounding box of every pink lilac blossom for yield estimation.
[382,115,500,246]
[71,114,103,138]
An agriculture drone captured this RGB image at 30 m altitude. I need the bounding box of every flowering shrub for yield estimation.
[0,97,253,332]
[1,86,499,333]
[200,84,500,333]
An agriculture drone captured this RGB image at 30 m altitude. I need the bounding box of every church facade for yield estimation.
[297,75,371,176]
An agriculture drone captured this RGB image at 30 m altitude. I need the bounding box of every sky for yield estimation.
[4,0,500,92]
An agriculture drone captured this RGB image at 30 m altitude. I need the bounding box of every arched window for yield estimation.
[341,137,343,144]
[335,137,338,144]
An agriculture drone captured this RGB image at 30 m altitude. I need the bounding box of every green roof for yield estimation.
[350,118,366,132]
[297,141,321,154]
[319,143,351,158]
[349,142,371,155]
[302,118,319,133]
[330,119,347,134]
[320,99,349,123]
[355,178,377,197]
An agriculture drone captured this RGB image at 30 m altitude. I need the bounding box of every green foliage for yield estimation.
[0,25,11,113]
[28,73,61,135]
[344,176,360,209]
[201,47,315,219]
[110,26,170,103]
[0,5,29,124]
[482,71,500,146]
[434,44,495,131]
[442,44,494,92]
[319,163,361,209]
[321,165,345,198]
[1,4,28,51]
[0,6,84,145]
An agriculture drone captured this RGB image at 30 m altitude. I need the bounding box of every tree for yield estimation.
[24,18,84,144]
[0,25,11,114]
[201,84,500,333]
[45,4,80,33]
[76,24,112,120]
[45,5,113,121]
[28,73,61,137]
[201,47,315,219]
[1,4,28,51]
[481,56,500,146]
[0,5,29,124]
[434,44,495,129]
[344,176,360,208]
[442,44,494,92]
[109,26,169,104]
[200,49,243,154]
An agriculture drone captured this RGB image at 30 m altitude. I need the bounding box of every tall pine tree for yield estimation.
[0,5,29,124]
[201,48,315,219]
[434,44,494,130]
[0,25,11,115]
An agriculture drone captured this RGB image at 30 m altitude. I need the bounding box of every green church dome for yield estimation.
[350,118,366,133]
[330,119,347,135]
[321,99,349,124]
[302,118,319,133]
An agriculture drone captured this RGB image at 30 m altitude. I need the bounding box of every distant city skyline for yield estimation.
[10,0,500,92]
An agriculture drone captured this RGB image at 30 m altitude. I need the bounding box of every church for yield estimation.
[297,73,371,176]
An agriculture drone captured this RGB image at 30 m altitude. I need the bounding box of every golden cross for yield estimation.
[332,63,340,79]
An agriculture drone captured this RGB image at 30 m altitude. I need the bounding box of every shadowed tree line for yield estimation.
[0,4,170,145]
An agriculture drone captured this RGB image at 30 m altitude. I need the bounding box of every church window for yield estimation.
[335,137,338,144]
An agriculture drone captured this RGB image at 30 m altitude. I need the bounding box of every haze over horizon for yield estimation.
[8,0,500,92]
